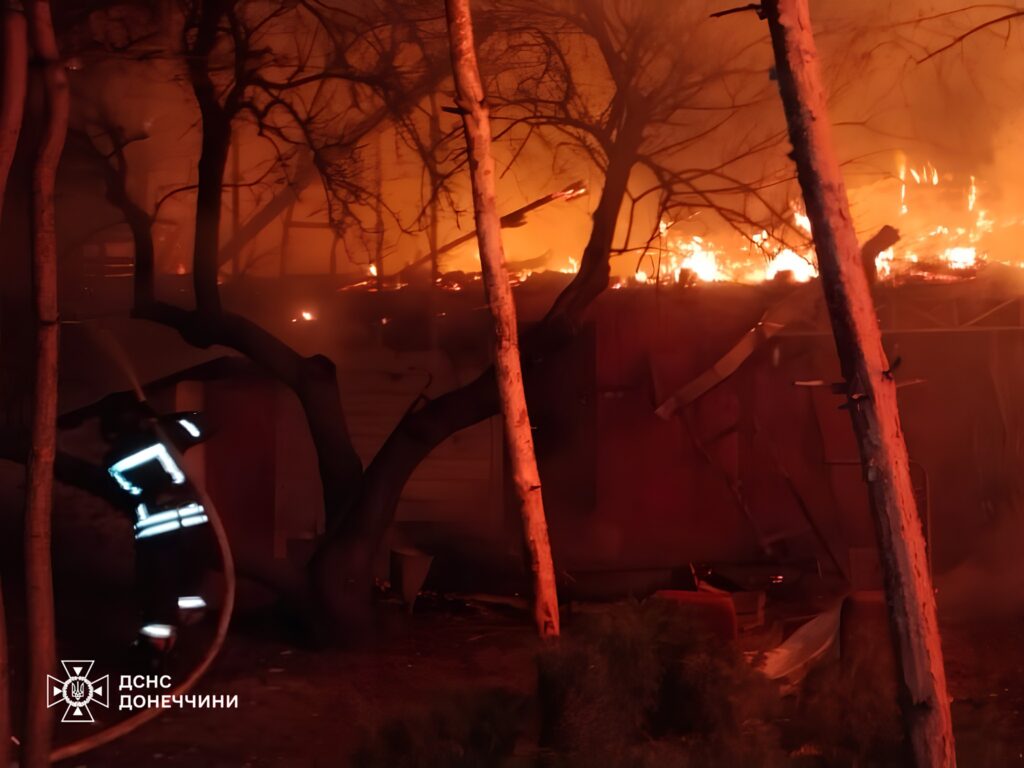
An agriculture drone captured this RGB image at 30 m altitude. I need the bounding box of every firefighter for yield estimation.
[100,398,214,661]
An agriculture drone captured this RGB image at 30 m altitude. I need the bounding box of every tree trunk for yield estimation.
[0,1,27,209]
[374,132,385,290]
[445,0,559,638]
[187,0,230,314]
[22,1,68,765]
[427,92,441,285]
[762,2,955,765]
[0,7,28,766]
[541,119,642,335]
[192,106,230,313]
[312,86,641,630]
[0,579,8,768]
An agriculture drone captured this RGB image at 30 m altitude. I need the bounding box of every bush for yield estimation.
[535,600,787,767]
[352,687,526,768]
[793,660,906,766]
[354,600,925,767]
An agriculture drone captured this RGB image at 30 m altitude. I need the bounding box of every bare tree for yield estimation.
[65,0,805,632]
[63,0,457,627]
[481,0,796,272]
[445,0,560,638]
[918,7,1024,63]
[310,0,789,614]
[22,0,69,765]
[760,1,955,765]
[81,0,446,531]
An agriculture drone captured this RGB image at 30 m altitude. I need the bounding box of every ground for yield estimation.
[55,608,539,768]
[50,604,1024,768]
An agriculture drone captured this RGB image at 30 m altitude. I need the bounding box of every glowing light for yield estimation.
[140,624,176,639]
[558,183,587,200]
[178,596,206,610]
[178,418,201,438]
[766,249,817,282]
[876,247,895,279]
[135,520,182,539]
[368,264,378,277]
[976,208,992,234]
[108,443,186,496]
[332,159,1006,288]
[941,246,977,270]
[898,163,908,215]
[670,236,726,282]
[301,310,314,321]
[793,209,812,234]
[134,502,208,539]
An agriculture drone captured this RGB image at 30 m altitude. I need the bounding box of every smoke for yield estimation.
[937,509,1024,620]
[55,0,1024,277]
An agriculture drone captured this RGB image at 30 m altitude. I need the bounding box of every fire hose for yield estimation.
[47,329,236,763]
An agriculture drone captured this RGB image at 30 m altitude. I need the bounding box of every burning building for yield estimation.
[1,0,1024,765]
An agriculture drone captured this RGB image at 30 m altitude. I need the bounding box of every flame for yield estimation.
[766,249,817,282]
[666,235,727,282]
[941,246,977,270]
[370,156,1007,290]
[793,209,812,234]
[876,247,895,279]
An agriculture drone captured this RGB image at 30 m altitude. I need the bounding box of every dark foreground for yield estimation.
[54,605,1024,768]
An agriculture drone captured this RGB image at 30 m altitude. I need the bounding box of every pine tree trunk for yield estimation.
[0,578,8,768]
[0,8,29,766]
[22,1,68,765]
[761,1,955,765]
[445,0,560,638]
[0,2,27,207]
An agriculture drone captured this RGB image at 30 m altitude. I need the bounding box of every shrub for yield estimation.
[352,687,526,768]
[535,600,787,767]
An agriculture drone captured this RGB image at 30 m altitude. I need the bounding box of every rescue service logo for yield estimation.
[46,660,110,723]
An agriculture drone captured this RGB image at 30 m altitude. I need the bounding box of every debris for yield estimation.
[752,604,841,683]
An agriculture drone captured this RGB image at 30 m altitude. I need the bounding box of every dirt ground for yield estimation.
[48,606,1024,768]
[54,609,540,768]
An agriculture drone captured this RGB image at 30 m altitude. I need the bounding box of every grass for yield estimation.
[355,600,791,767]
